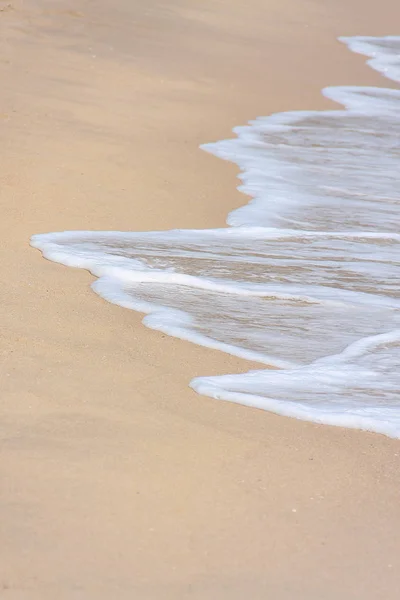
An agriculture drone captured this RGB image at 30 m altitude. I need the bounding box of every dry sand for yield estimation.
[1,0,400,598]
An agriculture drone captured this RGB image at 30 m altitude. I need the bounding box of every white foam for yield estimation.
[191,330,400,438]
[339,36,400,84]
[31,36,400,437]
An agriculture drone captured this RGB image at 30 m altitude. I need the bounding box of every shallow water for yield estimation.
[32,36,400,437]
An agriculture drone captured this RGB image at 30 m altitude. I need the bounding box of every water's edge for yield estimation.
[31,36,400,437]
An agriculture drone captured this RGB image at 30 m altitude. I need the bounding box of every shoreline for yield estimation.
[30,33,400,438]
[1,0,400,598]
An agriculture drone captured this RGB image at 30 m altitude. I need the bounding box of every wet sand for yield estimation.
[1,0,400,598]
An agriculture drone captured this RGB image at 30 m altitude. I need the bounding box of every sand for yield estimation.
[1,0,400,598]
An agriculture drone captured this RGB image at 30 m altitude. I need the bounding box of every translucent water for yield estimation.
[31,36,400,437]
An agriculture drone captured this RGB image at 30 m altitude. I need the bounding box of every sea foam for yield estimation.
[31,36,400,437]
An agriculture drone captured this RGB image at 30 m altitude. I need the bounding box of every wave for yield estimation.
[31,36,400,437]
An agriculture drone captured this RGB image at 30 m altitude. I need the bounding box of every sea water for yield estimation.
[31,36,400,437]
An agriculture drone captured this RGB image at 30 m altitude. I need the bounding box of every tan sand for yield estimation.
[1,0,400,598]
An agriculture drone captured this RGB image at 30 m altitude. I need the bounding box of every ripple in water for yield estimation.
[32,36,400,437]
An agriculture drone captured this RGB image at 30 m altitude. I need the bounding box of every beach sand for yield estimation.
[1,0,400,597]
